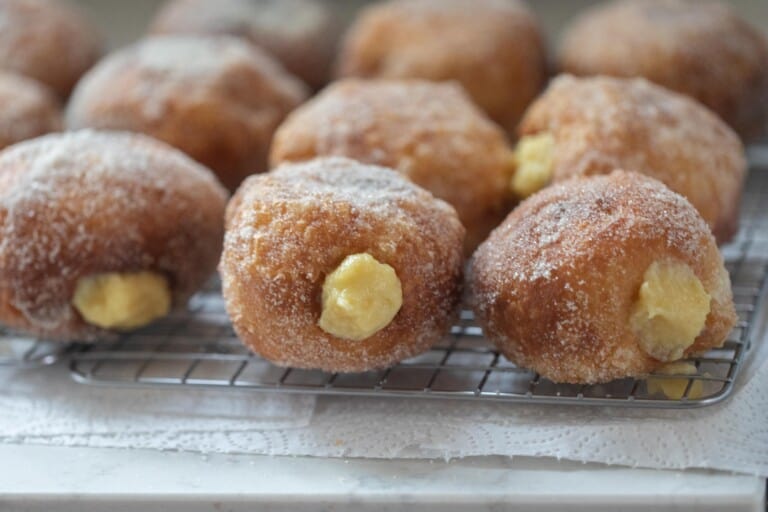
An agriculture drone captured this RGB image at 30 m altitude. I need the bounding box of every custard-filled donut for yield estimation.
[0,130,227,341]
[150,0,336,89]
[67,36,308,191]
[336,0,547,135]
[0,0,102,98]
[470,171,737,384]
[512,75,746,243]
[270,79,513,254]
[221,157,465,372]
[559,0,768,141]
[0,72,61,150]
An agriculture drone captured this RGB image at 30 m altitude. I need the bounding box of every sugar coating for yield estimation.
[470,171,737,384]
[271,79,513,252]
[221,157,465,372]
[337,0,546,133]
[150,0,334,87]
[68,35,305,125]
[0,0,102,97]
[66,36,307,190]
[519,74,746,242]
[0,130,227,340]
[558,0,768,139]
[0,71,61,147]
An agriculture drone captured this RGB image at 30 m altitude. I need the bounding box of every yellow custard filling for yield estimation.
[511,133,555,199]
[318,253,403,341]
[630,261,711,362]
[73,271,171,330]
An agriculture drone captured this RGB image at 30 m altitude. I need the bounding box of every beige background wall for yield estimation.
[74,0,768,49]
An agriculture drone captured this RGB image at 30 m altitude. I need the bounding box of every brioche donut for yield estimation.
[221,157,465,372]
[470,171,737,384]
[559,0,768,141]
[512,75,746,244]
[150,0,335,89]
[336,0,547,135]
[270,79,513,253]
[67,36,308,191]
[0,0,101,98]
[0,72,61,150]
[0,130,227,341]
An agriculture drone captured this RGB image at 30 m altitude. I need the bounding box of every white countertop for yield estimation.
[0,444,763,511]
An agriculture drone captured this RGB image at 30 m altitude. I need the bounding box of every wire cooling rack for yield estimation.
[0,330,69,368]
[65,157,768,409]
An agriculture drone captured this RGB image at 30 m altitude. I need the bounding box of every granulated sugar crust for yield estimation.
[66,36,308,190]
[336,0,546,134]
[150,0,335,88]
[221,157,465,372]
[0,130,227,341]
[271,79,513,253]
[520,74,746,243]
[558,0,768,140]
[0,0,102,97]
[470,171,737,384]
[0,71,61,149]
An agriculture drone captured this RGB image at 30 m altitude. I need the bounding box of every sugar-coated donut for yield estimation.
[0,130,227,341]
[270,79,513,254]
[67,36,308,191]
[150,0,336,89]
[470,171,737,384]
[0,0,102,98]
[512,75,746,243]
[559,0,768,141]
[221,157,465,372]
[0,72,61,150]
[336,0,547,135]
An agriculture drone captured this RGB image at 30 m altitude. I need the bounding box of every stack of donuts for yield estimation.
[0,0,764,385]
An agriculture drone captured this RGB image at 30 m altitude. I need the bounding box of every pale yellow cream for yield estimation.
[318,253,403,341]
[630,261,711,362]
[646,362,704,400]
[73,271,171,330]
[511,133,555,199]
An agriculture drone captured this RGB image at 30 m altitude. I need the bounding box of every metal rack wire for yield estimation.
[0,330,70,368]
[64,158,768,408]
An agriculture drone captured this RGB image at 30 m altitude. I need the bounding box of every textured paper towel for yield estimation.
[2,331,766,477]
[0,365,317,438]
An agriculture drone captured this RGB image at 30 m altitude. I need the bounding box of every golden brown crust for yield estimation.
[470,171,737,384]
[0,130,227,341]
[220,157,465,372]
[66,36,308,191]
[558,0,768,141]
[336,0,547,135]
[149,0,335,90]
[270,79,513,254]
[0,72,61,150]
[519,75,746,243]
[0,0,102,98]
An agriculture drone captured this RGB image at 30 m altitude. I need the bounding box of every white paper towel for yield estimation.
[2,330,767,477]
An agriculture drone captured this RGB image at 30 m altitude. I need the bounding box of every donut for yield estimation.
[470,171,737,384]
[270,79,513,254]
[66,36,308,191]
[220,157,465,372]
[336,0,547,135]
[0,130,227,341]
[0,0,102,98]
[149,0,336,89]
[511,75,746,244]
[558,0,768,141]
[0,72,61,150]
